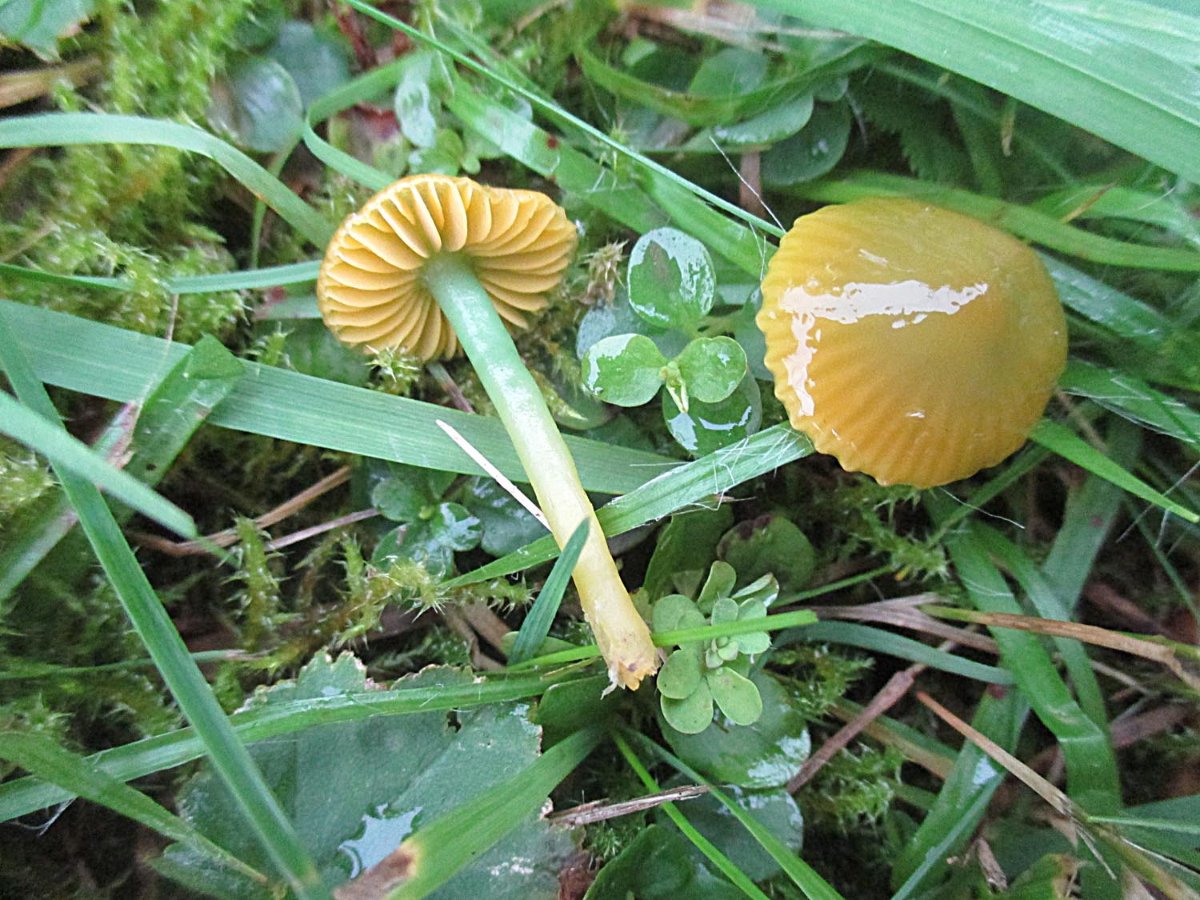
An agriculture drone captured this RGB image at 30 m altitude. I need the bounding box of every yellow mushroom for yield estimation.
[318,174,658,689]
[757,197,1067,488]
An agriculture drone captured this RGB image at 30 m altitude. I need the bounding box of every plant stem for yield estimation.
[424,253,658,689]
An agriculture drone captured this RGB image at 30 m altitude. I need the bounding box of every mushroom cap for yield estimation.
[757,197,1067,488]
[317,174,577,360]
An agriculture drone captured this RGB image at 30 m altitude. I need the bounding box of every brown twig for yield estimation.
[136,466,352,556]
[550,785,709,827]
[426,360,474,414]
[817,593,1000,655]
[789,659,928,793]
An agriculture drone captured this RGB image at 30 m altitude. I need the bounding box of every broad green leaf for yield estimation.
[653,594,708,634]
[278,319,370,386]
[718,514,816,594]
[429,502,482,552]
[461,477,545,557]
[387,727,599,899]
[710,597,740,627]
[0,0,93,58]
[706,667,763,726]
[394,52,447,148]
[161,657,577,899]
[661,678,715,735]
[657,647,704,700]
[266,21,351,107]
[733,603,771,656]
[661,672,810,788]
[663,375,762,457]
[643,506,735,600]
[584,825,743,900]
[667,786,804,882]
[706,94,815,149]
[580,333,667,406]
[675,337,747,405]
[761,101,853,185]
[689,47,767,95]
[371,477,430,523]
[628,228,718,331]
[372,503,480,578]
[208,56,304,154]
[696,562,737,614]
[0,669,581,823]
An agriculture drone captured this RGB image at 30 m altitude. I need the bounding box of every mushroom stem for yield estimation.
[423,253,658,689]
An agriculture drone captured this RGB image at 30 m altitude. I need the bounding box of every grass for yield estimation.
[1,1,1198,898]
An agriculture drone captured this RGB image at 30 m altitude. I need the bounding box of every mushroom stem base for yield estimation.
[423,253,658,689]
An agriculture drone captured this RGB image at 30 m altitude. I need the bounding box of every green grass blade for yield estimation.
[1061,362,1200,446]
[574,37,875,127]
[785,621,1014,684]
[508,608,819,671]
[508,520,588,664]
[0,732,269,887]
[0,322,329,899]
[0,335,242,604]
[935,507,1122,830]
[1040,256,1190,351]
[444,425,813,586]
[766,0,1200,184]
[612,733,772,900]
[624,731,844,900]
[0,389,196,539]
[891,691,1026,892]
[0,669,583,823]
[0,260,319,295]
[1031,420,1198,522]
[0,114,332,247]
[797,171,1200,271]
[983,530,1110,727]
[385,727,601,899]
[1,300,669,494]
[302,58,405,191]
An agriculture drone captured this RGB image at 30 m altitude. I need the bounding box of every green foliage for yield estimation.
[797,744,903,834]
[369,462,482,580]
[0,438,53,519]
[653,562,778,734]
[159,654,576,898]
[5,0,1200,895]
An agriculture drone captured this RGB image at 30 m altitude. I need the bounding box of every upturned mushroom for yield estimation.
[757,197,1067,488]
[318,174,657,689]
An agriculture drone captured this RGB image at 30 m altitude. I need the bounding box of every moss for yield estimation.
[0,439,55,520]
[0,0,258,340]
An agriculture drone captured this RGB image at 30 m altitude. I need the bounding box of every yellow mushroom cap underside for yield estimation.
[317,174,577,360]
[757,197,1067,489]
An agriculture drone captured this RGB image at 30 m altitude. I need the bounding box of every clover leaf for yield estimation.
[368,464,481,579]
[651,561,776,734]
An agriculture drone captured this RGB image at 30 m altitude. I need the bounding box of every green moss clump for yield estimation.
[0,439,54,520]
[0,0,259,341]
